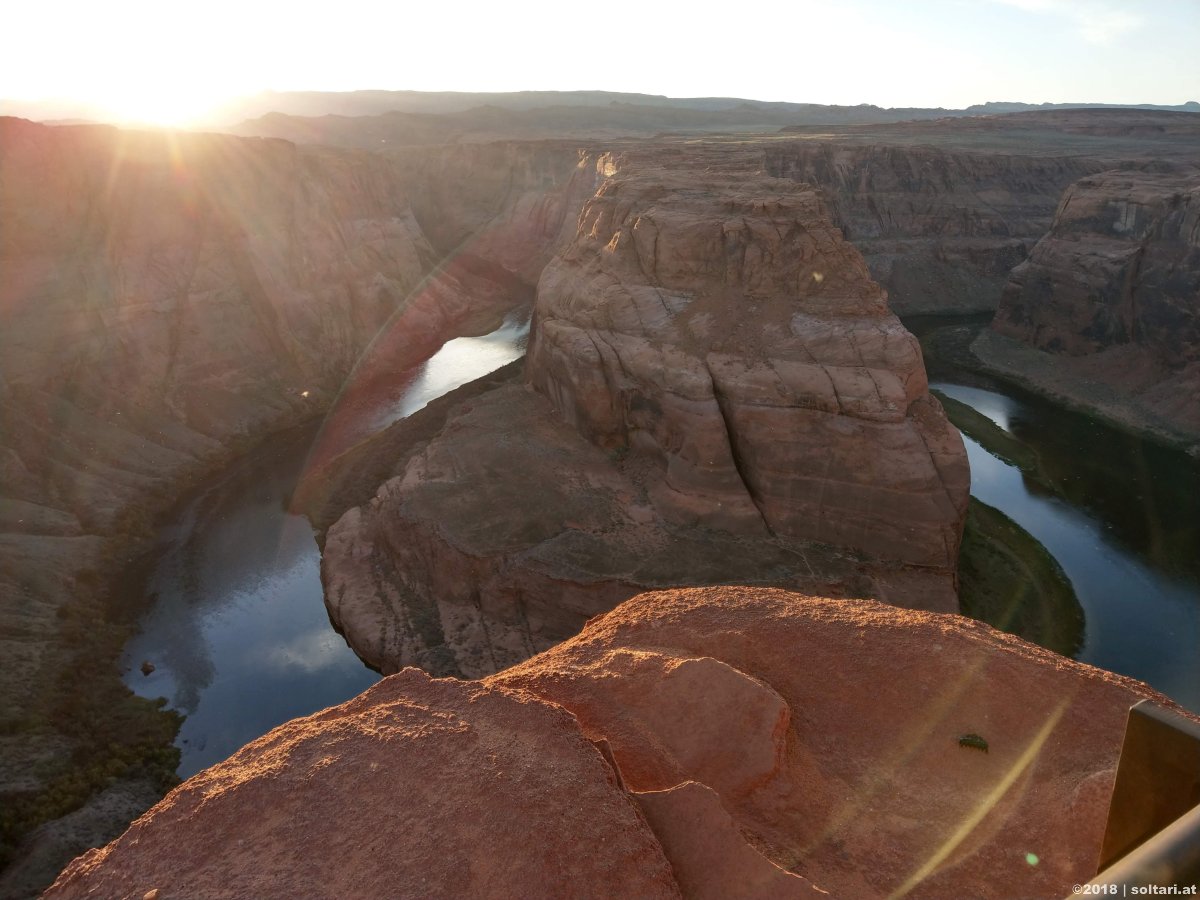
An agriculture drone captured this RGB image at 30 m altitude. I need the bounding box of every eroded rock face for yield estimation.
[994,169,1200,360]
[493,587,1190,898]
[388,141,610,282]
[0,117,602,889]
[320,375,933,679]
[320,148,968,679]
[985,167,1200,445]
[527,162,969,565]
[49,587,1193,898]
[763,143,1100,314]
[0,120,600,685]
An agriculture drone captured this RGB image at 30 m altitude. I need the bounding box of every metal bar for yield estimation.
[1070,700,1200,895]
[1083,802,1200,890]
[1097,700,1200,872]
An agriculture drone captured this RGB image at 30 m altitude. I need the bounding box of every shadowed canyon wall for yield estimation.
[980,166,1200,447]
[763,143,1100,315]
[994,168,1200,359]
[385,141,607,280]
[0,117,601,891]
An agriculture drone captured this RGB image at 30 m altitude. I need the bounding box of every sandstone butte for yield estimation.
[981,166,1200,450]
[317,147,971,681]
[45,586,1197,899]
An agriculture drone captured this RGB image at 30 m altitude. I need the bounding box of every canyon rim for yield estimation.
[1,79,1198,899]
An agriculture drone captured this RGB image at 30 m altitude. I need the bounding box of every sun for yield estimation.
[89,78,229,128]
[1,0,253,130]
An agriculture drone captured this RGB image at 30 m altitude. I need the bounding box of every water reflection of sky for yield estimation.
[123,322,1200,773]
[955,412,1200,714]
[122,314,531,777]
[931,382,1017,433]
[122,438,379,776]
[372,312,529,430]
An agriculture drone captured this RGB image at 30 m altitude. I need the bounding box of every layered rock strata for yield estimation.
[0,117,603,887]
[49,587,1194,899]
[386,141,613,282]
[321,151,969,677]
[983,167,1200,448]
[528,165,967,561]
[763,143,1100,314]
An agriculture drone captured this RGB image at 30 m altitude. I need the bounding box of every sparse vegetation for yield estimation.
[932,389,1043,475]
[0,555,182,870]
[957,498,1085,657]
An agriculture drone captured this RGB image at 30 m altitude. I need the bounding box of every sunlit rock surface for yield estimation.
[528,160,968,561]
[49,587,1195,899]
[321,147,968,678]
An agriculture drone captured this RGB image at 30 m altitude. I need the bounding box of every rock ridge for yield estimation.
[47,587,1198,899]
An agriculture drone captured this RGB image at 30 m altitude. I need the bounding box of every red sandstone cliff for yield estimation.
[981,167,1200,448]
[528,161,966,562]
[46,587,1195,899]
[319,146,969,679]
[763,143,1100,315]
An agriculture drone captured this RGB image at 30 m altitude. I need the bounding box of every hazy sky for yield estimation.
[3,0,1198,124]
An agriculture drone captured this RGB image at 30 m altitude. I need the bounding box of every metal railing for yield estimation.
[1075,700,1200,894]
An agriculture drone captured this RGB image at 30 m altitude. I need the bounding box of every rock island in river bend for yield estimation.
[319,145,970,677]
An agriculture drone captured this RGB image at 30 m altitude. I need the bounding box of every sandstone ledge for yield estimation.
[48,587,1192,899]
[971,329,1200,455]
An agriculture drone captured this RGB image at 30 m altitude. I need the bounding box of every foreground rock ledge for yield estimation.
[48,587,1191,899]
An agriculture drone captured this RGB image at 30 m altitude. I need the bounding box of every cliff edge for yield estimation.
[47,587,1193,899]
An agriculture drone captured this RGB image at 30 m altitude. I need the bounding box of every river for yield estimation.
[935,381,1200,712]
[122,310,1199,779]
[906,314,1200,714]
[120,312,530,777]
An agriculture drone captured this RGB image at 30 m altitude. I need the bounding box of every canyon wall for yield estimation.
[0,117,599,890]
[385,141,607,280]
[47,586,1196,899]
[763,143,1099,314]
[981,167,1200,448]
[320,146,969,680]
